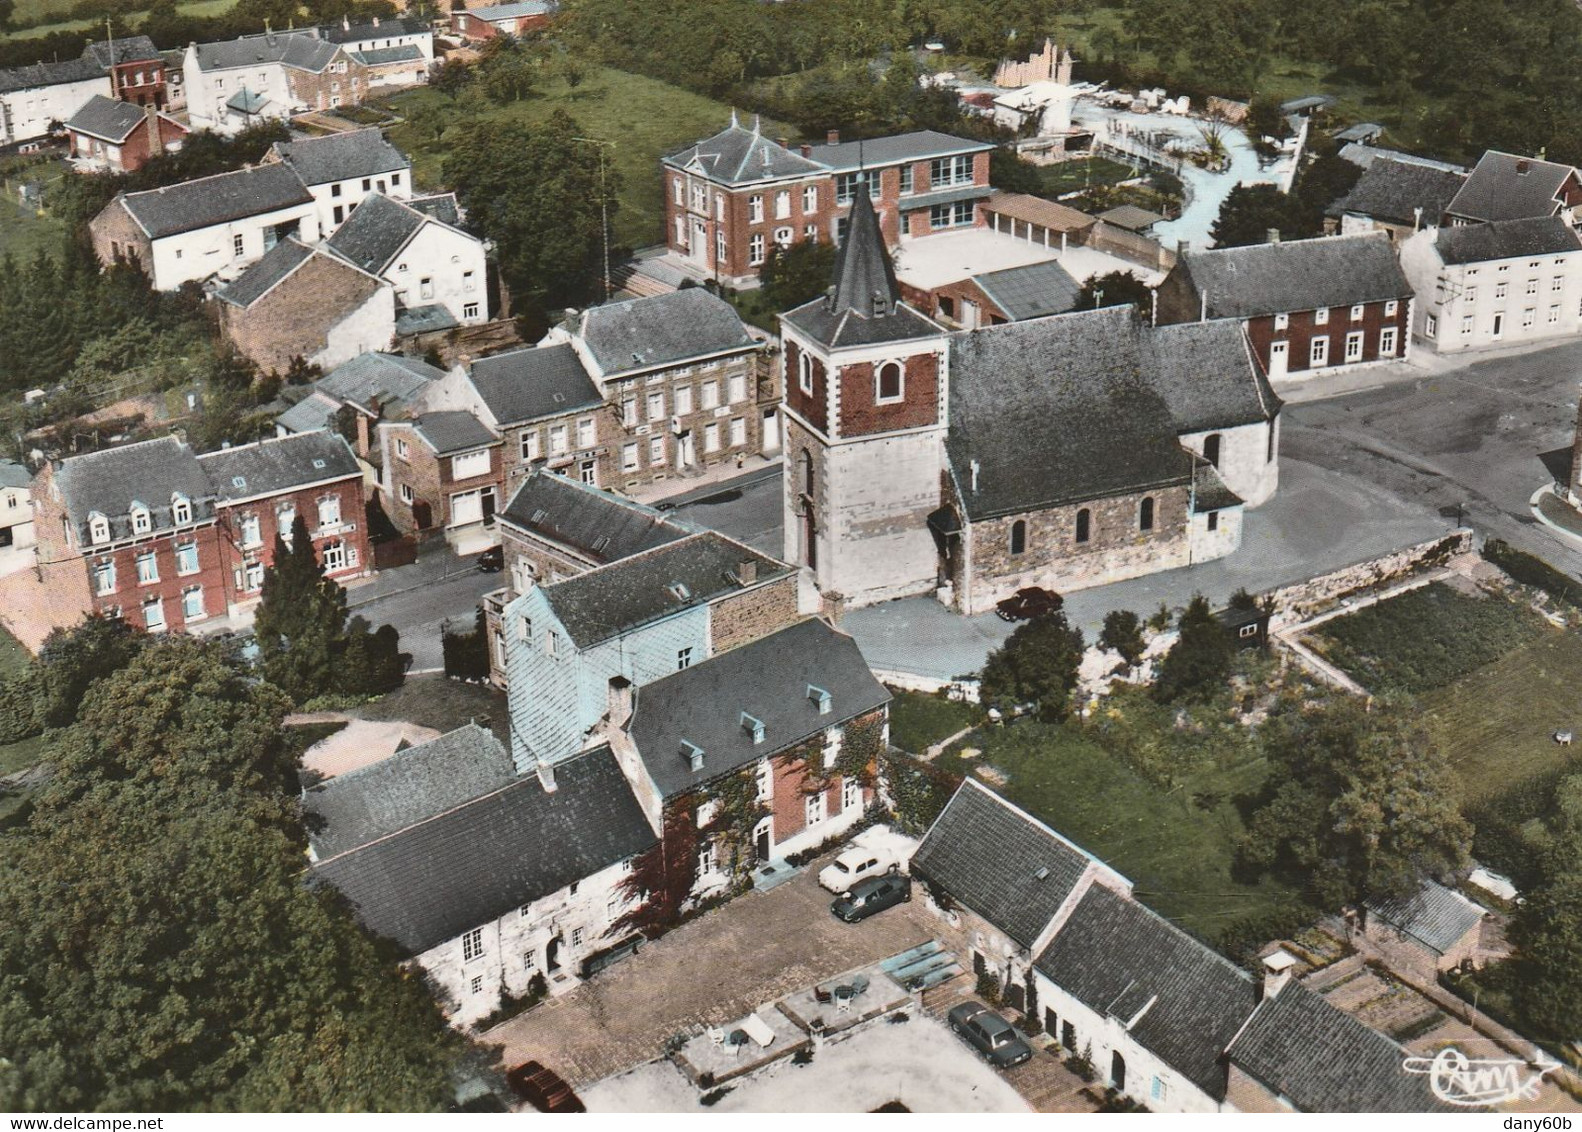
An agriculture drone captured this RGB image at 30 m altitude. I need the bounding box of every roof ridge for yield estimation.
[960,778,1132,885]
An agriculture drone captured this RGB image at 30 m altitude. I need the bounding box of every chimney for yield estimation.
[607,675,633,728]
[1199,289,1209,323]
[1261,949,1296,1001]
[800,143,813,158]
[1517,158,1531,175]
[970,459,980,493]
[1266,228,1281,244]
[342,13,350,29]
[682,741,705,772]
[537,761,557,793]
[827,129,840,145]
[738,558,758,585]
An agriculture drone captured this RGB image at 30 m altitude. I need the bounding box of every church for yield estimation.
[779,189,1282,615]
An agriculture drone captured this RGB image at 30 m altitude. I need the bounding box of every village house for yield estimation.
[90,162,319,291]
[0,35,165,149]
[1361,880,1486,982]
[451,1,557,41]
[31,431,369,633]
[1324,155,1468,242]
[275,351,445,458]
[64,96,187,174]
[661,116,993,287]
[0,460,36,577]
[377,411,504,550]
[216,238,396,375]
[323,192,489,327]
[321,15,434,89]
[892,231,1086,329]
[307,726,657,1025]
[1155,232,1414,380]
[1398,216,1582,353]
[83,35,170,110]
[265,128,413,233]
[1443,150,1582,227]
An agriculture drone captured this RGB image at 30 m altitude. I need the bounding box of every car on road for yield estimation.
[505,1060,585,1113]
[829,874,910,922]
[818,845,901,893]
[476,547,504,573]
[995,586,1063,622]
[947,1001,1033,1068]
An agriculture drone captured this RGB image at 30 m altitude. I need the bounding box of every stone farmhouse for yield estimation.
[264,128,413,233]
[0,35,166,149]
[662,117,994,286]
[779,189,1280,613]
[1361,880,1486,983]
[1155,232,1415,380]
[31,431,369,635]
[64,96,187,175]
[1325,155,1468,243]
[451,1,557,41]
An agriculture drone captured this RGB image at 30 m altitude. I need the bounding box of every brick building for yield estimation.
[451,1,556,40]
[379,411,504,545]
[0,34,165,149]
[662,117,993,287]
[1154,232,1414,380]
[32,432,369,634]
[275,351,445,457]
[64,96,187,175]
[1443,150,1582,227]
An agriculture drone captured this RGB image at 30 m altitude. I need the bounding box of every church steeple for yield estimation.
[826,182,900,319]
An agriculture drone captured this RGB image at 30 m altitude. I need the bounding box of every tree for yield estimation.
[989,148,1044,196]
[253,516,350,704]
[1209,183,1299,247]
[1153,594,1231,703]
[1077,270,1152,316]
[0,0,15,31]
[758,238,838,312]
[35,614,148,728]
[1099,610,1146,666]
[1507,832,1582,1042]
[1245,94,1291,143]
[1236,694,1472,910]
[979,610,1085,723]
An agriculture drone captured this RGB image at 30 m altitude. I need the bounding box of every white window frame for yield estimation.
[462,927,485,962]
[749,233,766,266]
[1273,312,1289,331]
[673,384,694,416]
[802,184,817,212]
[805,791,827,827]
[646,391,665,421]
[577,417,596,449]
[1344,330,1364,362]
[701,380,720,410]
[1310,336,1329,366]
[136,551,158,585]
[842,777,862,812]
[93,559,116,595]
[1384,299,1399,317]
[142,597,165,632]
[1425,313,1438,339]
[1379,326,1398,356]
[798,353,813,395]
[1349,304,1364,321]
[748,195,764,223]
[131,506,151,535]
[181,586,204,620]
[1313,307,1329,325]
[175,542,199,576]
[649,435,666,465]
[727,372,747,404]
[875,360,904,404]
[622,442,640,471]
[317,495,341,529]
[704,422,720,453]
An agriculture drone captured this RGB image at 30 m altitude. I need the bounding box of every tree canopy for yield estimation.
[980,610,1085,722]
[1152,594,1232,703]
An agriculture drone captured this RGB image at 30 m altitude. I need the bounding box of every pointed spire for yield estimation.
[826,187,900,319]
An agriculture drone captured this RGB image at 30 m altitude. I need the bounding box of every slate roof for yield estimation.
[198,431,361,502]
[1035,883,1259,1099]
[912,780,1120,949]
[1326,156,1467,227]
[468,1,554,19]
[981,192,1096,233]
[305,724,516,859]
[214,238,317,308]
[116,164,312,239]
[407,192,462,227]
[1180,233,1412,319]
[1366,879,1485,955]
[663,118,826,186]
[469,343,603,425]
[53,435,214,543]
[318,351,443,410]
[543,531,789,649]
[323,192,429,274]
[312,746,656,955]
[628,617,888,799]
[805,129,990,172]
[413,411,498,456]
[973,259,1082,321]
[321,16,430,43]
[0,460,30,490]
[1097,204,1166,232]
[395,304,458,335]
[271,129,408,186]
[1338,144,1467,175]
[1334,122,1384,143]
[193,32,341,74]
[66,95,149,143]
[82,35,161,68]
[498,472,688,564]
[1227,983,1450,1112]
[1143,319,1280,433]
[1192,461,1243,512]
[1434,215,1582,265]
[946,308,1193,519]
[276,391,342,435]
[577,289,755,379]
[348,44,425,66]
[1447,150,1578,224]
[0,55,104,95]
[227,88,270,115]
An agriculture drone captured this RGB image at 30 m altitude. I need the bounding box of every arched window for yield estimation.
[1111,1051,1127,1092]
[875,360,904,404]
[1139,497,1155,532]
[798,352,813,395]
[1203,433,1222,468]
[800,449,814,496]
[1075,508,1090,544]
[1009,519,1026,555]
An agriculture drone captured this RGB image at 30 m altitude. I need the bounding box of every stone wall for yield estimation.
[90,199,151,273]
[708,573,800,654]
[1179,420,1279,508]
[381,422,442,533]
[1265,530,1473,628]
[221,255,392,376]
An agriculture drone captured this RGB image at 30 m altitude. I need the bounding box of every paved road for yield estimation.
[347,541,502,672]
[664,466,784,558]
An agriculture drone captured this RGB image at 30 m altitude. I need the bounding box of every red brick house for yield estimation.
[32,432,369,634]
[450,1,555,40]
[65,96,187,174]
[379,411,504,544]
[1155,232,1414,380]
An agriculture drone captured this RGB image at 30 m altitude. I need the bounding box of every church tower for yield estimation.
[777,186,951,608]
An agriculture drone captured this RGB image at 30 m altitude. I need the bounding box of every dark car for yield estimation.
[830,874,911,923]
[506,1060,585,1113]
[995,586,1063,622]
[476,547,504,573]
[947,1001,1033,1068]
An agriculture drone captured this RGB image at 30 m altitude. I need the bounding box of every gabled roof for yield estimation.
[468,343,602,426]
[1180,232,1412,319]
[1326,156,1467,227]
[804,129,990,172]
[913,780,1123,949]
[628,617,888,799]
[1035,883,1259,1099]
[946,308,1192,519]
[1447,150,1578,224]
[66,95,152,143]
[320,15,430,43]
[1192,460,1243,513]
[305,724,516,859]
[981,192,1096,234]
[54,435,213,543]
[311,745,656,956]
[1434,215,1582,265]
[498,472,689,564]
[348,44,425,66]
[1227,983,1450,1112]
[662,117,825,186]
[270,129,409,186]
[197,431,361,503]
[0,460,30,491]
[82,35,161,68]
[226,88,270,115]
[973,259,1082,321]
[576,289,755,379]
[323,192,432,275]
[214,238,317,308]
[276,391,343,435]
[1143,319,1280,434]
[542,531,790,650]
[114,164,312,240]
[412,411,498,456]
[468,1,555,19]
[0,55,104,95]
[318,351,444,411]
[1366,879,1485,955]
[1097,204,1166,232]
[407,192,463,228]
[192,31,341,74]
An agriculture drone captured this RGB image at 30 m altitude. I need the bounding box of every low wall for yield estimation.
[1265,530,1472,629]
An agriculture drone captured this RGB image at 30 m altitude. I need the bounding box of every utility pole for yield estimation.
[573,136,614,301]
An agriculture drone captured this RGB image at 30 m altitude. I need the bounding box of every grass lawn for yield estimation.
[0,620,31,681]
[0,157,67,264]
[385,67,793,248]
[1,0,238,41]
[887,690,984,755]
[933,719,1297,939]
[1037,156,1139,197]
[0,732,47,777]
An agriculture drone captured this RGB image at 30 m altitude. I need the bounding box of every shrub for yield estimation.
[0,667,44,745]
[1153,595,1232,703]
[1098,610,1146,666]
[975,971,1001,1005]
[699,1087,733,1106]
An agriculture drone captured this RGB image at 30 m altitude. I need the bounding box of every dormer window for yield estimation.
[669,582,691,601]
[741,712,765,745]
[171,494,191,525]
[88,512,110,545]
[682,740,705,772]
[130,503,151,535]
[808,684,832,714]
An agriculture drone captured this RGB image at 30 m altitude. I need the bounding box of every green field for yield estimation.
[1038,156,1140,197]
[386,67,793,248]
[887,690,983,755]
[1,0,239,41]
[0,157,67,264]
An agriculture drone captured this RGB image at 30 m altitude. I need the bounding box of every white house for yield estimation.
[0,56,111,148]
[324,192,489,326]
[183,31,350,135]
[266,128,413,232]
[0,460,36,577]
[1399,216,1582,352]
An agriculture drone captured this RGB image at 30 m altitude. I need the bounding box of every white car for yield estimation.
[818,845,900,894]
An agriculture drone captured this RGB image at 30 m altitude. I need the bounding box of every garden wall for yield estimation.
[1265,530,1473,628]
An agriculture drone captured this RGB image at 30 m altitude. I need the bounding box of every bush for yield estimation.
[1153,595,1232,703]
[975,971,1001,1005]
[0,667,44,745]
[442,607,491,681]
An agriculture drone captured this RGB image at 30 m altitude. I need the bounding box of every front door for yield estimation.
[762,407,780,452]
[1269,340,1289,378]
[546,935,563,972]
[690,217,707,265]
[678,431,695,468]
[754,818,772,862]
[481,488,496,526]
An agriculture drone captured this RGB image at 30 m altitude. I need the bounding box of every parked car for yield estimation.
[947,1001,1033,1067]
[995,586,1063,622]
[818,845,901,893]
[505,1060,585,1113]
[476,546,504,573]
[830,874,910,922]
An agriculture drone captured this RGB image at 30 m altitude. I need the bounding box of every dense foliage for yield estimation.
[1076,271,1151,317]
[1152,594,1232,703]
[1097,609,1146,666]
[980,610,1085,722]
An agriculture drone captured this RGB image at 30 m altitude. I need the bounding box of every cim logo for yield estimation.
[1402,1046,1564,1107]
